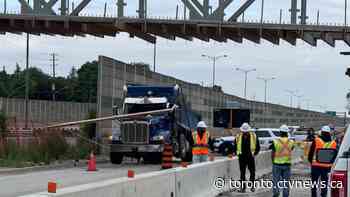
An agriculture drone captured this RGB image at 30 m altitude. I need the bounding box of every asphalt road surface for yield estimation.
[221,162,311,197]
[0,161,161,197]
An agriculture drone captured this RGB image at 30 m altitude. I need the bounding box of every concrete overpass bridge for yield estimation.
[1,14,350,47]
[0,0,349,47]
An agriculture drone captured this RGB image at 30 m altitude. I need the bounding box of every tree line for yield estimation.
[0,61,151,103]
[0,61,99,103]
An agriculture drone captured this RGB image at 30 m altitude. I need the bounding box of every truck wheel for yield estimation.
[143,153,162,164]
[110,152,123,164]
[220,143,233,156]
[180,134,192,162]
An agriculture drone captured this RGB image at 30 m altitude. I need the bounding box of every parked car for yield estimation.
[328,126,349,197]
[212,136,235,156]
[255,128,294,150]
[255,128,281,150]
[292,130,308,142]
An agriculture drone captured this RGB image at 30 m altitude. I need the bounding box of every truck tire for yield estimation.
[180,134,192,162]
[220,143,233,156]
[110,152,123,164]
[143,153,162,164]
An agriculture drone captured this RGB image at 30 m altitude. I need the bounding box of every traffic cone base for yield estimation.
[128,170,135,178]
[48,182,57,193]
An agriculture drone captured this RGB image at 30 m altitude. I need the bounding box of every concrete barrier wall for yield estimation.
[97,55,343,137]
[22,151,297,197]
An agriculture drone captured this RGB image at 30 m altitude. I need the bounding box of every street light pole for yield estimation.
[296,95,303,109]
[257,76,275,127]
[285,89,297,108]
[235,67,257,98]
[213,57,216,87]
[257,77,276,103]
[202,54,228,87]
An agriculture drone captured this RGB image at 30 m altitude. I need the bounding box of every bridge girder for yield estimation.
[1,15,350,47]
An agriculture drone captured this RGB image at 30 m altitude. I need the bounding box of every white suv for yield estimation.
[255,128,294,150]
[328,127,349,197]
[255,128,281,150]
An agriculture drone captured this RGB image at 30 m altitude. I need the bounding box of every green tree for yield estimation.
[0,111,8,138]
[75,61,98,103]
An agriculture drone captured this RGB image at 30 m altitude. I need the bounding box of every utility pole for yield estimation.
[24,0,30,130]
[202,54,228,87]
[235,67,257,99]
[50,53,58,101]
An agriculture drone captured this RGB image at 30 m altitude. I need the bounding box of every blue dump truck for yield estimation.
[109,85,199,164]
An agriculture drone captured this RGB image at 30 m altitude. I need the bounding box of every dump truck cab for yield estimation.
[110,85,196,164]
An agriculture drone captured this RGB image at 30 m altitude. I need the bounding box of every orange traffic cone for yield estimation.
[87,152,97,171]
[161,144,173,169]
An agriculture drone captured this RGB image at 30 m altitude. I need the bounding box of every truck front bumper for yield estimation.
[110,144,164,153]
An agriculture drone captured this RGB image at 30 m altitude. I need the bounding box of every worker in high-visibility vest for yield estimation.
[270,125,294,197]
[233,123,260,193]
[308,125,338,197]
[192,121,211,163]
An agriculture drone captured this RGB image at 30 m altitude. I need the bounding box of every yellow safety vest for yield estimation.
[236,132,257,156]
[192,132,210,155]
[273,137,294,164]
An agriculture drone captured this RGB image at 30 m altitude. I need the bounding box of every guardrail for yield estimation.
[21,150,301,197]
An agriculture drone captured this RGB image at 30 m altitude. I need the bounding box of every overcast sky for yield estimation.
[1,0,350,113]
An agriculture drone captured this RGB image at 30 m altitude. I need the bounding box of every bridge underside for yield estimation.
[1,14,350,47]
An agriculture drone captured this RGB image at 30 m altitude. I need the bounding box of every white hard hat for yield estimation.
[240,123,251,132]
[197,121,207,128]
[321,125,331,133]
[279,125,290,133]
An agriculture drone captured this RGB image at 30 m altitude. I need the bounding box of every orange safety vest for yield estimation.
[311,137,337,168]
[192,132,209,155]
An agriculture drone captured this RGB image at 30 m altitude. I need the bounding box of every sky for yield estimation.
[1,0,350,113]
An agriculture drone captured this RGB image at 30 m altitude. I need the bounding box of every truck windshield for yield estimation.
[125,103,166,114]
